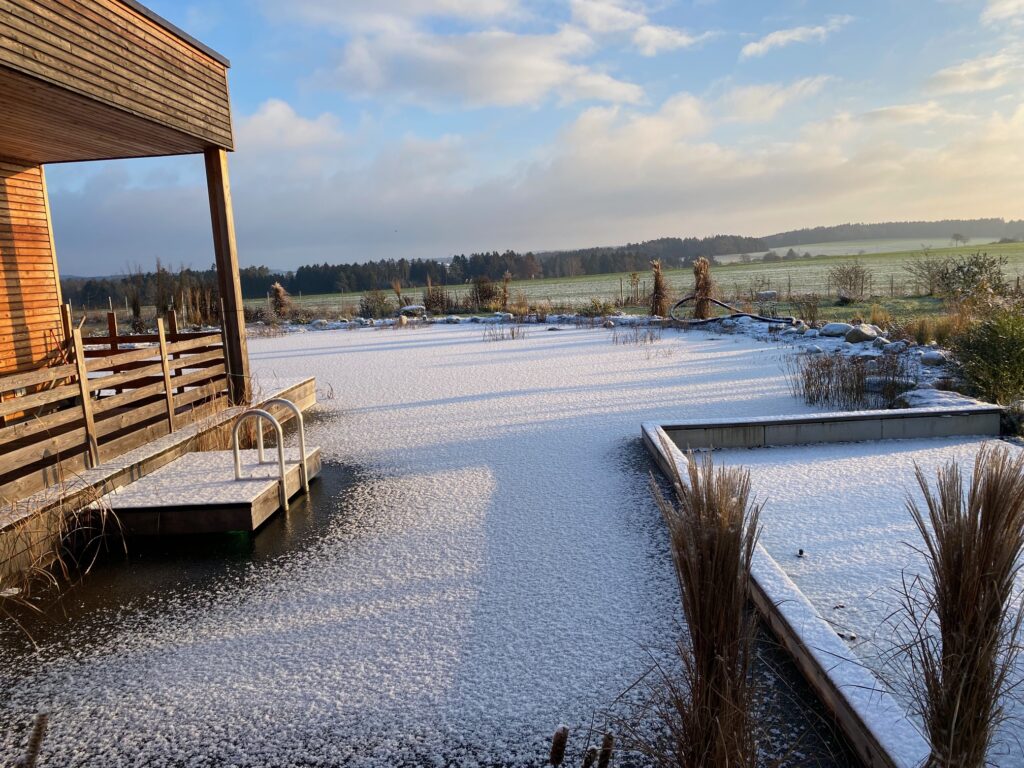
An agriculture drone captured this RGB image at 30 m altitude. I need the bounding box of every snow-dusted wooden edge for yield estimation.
[642,422,931,768]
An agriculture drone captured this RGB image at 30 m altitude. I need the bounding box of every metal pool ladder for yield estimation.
[232,401,310,512]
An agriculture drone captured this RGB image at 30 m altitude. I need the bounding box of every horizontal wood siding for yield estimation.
[0,0,233,150]
[0,160,63,374]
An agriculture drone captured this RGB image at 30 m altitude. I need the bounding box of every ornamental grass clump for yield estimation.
[650,260,670,318]
[692,257,714,320]
[897,444,1024,768]
[643,438,760,768]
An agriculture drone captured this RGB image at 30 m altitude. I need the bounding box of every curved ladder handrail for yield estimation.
[262,398,309,495]
[232,409,288,512]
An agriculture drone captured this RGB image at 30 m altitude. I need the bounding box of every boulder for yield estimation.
[820,322,854,337]
[602,320,615,329]
[735,315,754,325]
[805,345,825,355]
[845,324,878,343]
[872,336,890,348]
[803,328,820,338]
[921,349,947,366]
[720,318,737,328]
[883,341,908,354]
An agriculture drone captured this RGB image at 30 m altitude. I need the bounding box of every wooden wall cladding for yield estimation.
[0,0,234,155]
[0,159,63,374]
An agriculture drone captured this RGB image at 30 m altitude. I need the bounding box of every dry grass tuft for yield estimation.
[785,351,912,410]
[637,439,760,768]
[692,257,714,320]
[893,444,1024,767]
[650,260,670,318]
[482,324,527,342]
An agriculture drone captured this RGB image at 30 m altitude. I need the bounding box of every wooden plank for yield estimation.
[168,348,222,372]
[71,328,99,467]
[88,359,164,393]
[93,397,167,439]
[90,378,165,416]
[0,426,88,476]
[97,418,168,464]
[0,380,78,418]
[85,344,160,372]
[0,361,75,392]
[156,317,175,432]
[0,404,81,445]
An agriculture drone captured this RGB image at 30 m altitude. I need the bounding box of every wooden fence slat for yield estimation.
[0,362,76,393]
[0,380,79,419]
[71,327,99,467]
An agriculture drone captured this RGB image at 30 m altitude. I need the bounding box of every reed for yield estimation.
[642,439,760,768]
[895,444,1024,767]
[650,260,670,318]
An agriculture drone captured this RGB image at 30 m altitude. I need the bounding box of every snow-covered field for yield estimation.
[1,324,831,767]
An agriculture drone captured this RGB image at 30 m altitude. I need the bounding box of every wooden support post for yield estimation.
[204,147,250,405]
[156,318,176,433]
[107,312,122,394]
[71,328,99,468]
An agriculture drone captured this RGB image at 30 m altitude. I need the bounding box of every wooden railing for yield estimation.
[0,312,229,504]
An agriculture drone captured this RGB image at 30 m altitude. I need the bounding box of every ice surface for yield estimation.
[1,325,817,767]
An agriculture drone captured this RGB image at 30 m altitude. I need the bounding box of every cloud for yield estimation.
[329,26,644,107]
[237,99,345,150]
[719,76,831,122]
[861,101,966,126]
[265,0,516,30]
[569,0,646,33]
[928,49,1023,94]
[48,90,1024,276]
[740,16,852,59]
[632,25,711,56]
[982,0,1024,25]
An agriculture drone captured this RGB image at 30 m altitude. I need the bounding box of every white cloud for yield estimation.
[330,26,644,107]
[740,16,852,59]
[237,99,344,150]
[982,0,1024,25]
[719,76,831,122]
[632,25,710,56]
[569,0,646,33]
[928,49,1023,94]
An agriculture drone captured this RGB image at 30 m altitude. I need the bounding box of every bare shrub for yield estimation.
[904,255,950,297]
[791,294,820,326]
[894,445,1024,767]
[828,260,872,303]
[611,325,662,346]
[359,290,393,319]
[692,257,714,320]
[638,440,760,768]
[650,260,670,317]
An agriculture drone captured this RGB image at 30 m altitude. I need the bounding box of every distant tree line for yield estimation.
[60,234,765,306]
[763,218,1024,248]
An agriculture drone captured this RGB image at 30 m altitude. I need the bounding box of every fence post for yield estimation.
[156,318,176,433]
[71,328,99,468]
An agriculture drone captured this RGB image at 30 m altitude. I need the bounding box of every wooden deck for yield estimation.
[103,447,323,534]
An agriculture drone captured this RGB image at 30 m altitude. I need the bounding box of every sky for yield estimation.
[44,0,1024,275]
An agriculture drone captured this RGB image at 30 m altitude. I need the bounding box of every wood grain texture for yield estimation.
[0,0,233,159]
[0,161,62,374]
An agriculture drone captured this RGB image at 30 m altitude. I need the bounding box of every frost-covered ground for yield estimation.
[716,439,1024,767]
[1,325,843,767]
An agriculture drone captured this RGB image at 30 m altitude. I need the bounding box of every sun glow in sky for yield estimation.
[47,0,1024,275]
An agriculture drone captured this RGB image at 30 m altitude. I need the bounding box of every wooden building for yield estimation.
[0,0,251,502]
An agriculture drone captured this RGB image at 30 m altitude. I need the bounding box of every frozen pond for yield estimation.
[2,325,854,766]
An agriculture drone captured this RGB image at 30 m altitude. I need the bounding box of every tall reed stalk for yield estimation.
[692,257,714,320]
[644,438,760,767]
[898,444,1024,767]
[650,260,670,318]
